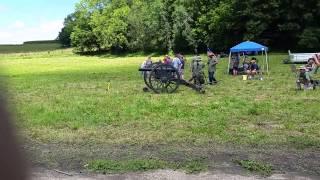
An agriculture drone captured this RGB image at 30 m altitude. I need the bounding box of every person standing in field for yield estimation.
[140,56,153,76]
[232,53,240,76]
[141,56,153,68]
[172,53,182,72]
[179,53,186,79]
[190,54,205,88]
[207,52,218,85]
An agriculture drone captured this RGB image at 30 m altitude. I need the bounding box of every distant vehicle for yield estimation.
[283,50,314,64]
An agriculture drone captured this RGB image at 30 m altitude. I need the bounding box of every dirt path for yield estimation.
[32,168,319,180]
[24,139,320,180]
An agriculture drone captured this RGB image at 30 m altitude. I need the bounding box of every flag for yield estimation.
[207,48,215,57]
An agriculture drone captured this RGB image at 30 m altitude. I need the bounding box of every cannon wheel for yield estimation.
[143,62,161,89]
[149,63,180,93]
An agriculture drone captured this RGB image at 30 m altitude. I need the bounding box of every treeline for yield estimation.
[23,40,60,45]
[57,0,320,53]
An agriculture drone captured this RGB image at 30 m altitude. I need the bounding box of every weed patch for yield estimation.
[86,158,208,174]
[234,159,273,176]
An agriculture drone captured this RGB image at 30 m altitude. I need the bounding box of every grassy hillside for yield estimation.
[0,51,319,175]
[0,41,63,54]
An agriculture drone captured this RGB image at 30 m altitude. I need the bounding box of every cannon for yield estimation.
[139,62,204,93]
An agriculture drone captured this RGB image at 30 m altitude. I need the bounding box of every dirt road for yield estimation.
[26,140,320,180]
[32,168,319,180]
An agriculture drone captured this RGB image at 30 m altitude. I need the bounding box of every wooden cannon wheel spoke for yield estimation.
[165,78,179,93]
[148,64,180,93]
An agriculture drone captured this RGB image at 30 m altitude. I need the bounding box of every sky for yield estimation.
[0,0,78,44]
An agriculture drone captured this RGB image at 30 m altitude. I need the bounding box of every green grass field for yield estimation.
[0,42,63,54]
[0,50,319,175]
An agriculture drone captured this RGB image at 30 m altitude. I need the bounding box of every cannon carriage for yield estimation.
[139,63,204,94]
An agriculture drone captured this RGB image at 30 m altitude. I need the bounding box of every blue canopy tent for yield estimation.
[227,41,269,74]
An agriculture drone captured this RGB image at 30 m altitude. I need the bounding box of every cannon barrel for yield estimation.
[138,68,153,72]
[139,67,177,72]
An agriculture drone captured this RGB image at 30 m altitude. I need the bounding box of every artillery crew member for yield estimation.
[179,54,186,80]
[207,53,218,85]
[190,54,205,90]
[172,54,182,71]
[140,57,153,77]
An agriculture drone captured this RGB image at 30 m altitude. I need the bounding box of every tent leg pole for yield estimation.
[265,50,269,75]
[261,51,265,75]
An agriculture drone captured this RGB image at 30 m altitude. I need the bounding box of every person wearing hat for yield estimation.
[189,53,205,88]
[296,57,320,90]
[207,52,218,85]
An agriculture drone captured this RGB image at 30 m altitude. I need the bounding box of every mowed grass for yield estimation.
[0,50,319,150]
[0,43,62,54]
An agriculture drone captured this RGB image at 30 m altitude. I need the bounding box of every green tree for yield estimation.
[127,0,163,52]
[172,1,196,52]
[57,13,76,47]
[298,28,320,51]
[70,0,101,52]
[159,0,176,52]
[91,0,130,51]
[62,0,320,53]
